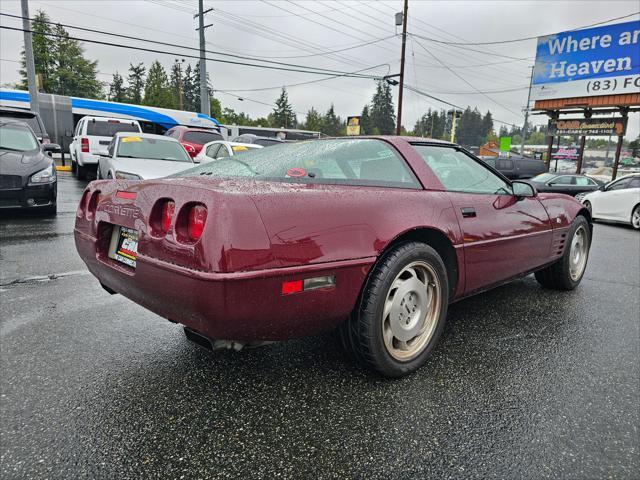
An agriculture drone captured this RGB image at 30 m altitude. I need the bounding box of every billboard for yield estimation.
[550,146,581,161]
[531,21,640,101]
[548,117,628,136]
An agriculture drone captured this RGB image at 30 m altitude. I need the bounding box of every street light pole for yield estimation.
[20,0,39,114]
[395,0,408,135]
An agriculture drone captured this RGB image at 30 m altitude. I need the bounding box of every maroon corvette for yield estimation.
[75,137,592,377]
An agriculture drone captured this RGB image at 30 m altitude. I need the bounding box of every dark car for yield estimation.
[480,155,547,179]
[164,125,224,159]
[231,133,285,147]
[75,136,591,377]
[0,106,50,144]
[526,173,604,197]
[0,120,60,214]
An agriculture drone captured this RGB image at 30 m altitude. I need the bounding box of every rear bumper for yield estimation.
[77,153,99,166]
[75,229,374,341]
[0,181,56,209]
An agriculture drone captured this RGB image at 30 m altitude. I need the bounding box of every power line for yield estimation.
[411,36,522,117]
[0,24,383,80]
[213,64,389,92]
[0,12,383,79]
[411,11,640,46]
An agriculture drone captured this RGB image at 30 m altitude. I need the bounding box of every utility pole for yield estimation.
[195,0,213,117]
[395,0,408,135]
[21,0,39,114]
[520,65,534,157]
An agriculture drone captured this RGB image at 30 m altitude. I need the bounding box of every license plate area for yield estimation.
[108,225,139,268]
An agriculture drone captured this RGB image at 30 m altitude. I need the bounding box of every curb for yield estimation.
[55,166,72,172]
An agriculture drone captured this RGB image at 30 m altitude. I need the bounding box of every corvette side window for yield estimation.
[412,144,511,195]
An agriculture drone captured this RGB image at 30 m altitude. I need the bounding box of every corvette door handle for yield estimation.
[461,207,476,218]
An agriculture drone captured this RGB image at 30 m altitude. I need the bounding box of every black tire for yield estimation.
[535,215,591,290]
[77,164,87,181]
[584,200,592,216]
[339,242,449,378]
[632,205,640,230]
[71,159,77,175]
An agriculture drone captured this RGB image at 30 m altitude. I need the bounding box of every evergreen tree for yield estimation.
[127,62,146,104]
[19,10,55,92]
[370,80,396,135]
[481,111,493,143]
[20,11,102,98]
[498,125,509,138]
[108,72,127,103]
[169,61,185,110]
[143,61,173,108]
[182,64,196,111]
[360,105,374,135]
[272,88,296,128]
[51,24,103,98]
[303,107,322,131]
[321,104,343,136]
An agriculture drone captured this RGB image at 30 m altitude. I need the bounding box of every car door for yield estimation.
[574,176,599,196]
[412,145,552,293]
[71,119,83,160]
[597,178,632,220]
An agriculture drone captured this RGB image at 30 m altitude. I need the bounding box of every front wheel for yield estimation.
[535,215,591,290]
[339,242,449,377]
[632,205,640,230]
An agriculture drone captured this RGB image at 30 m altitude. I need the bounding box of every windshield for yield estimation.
[174,139,420,188]
[87,121,139,137]
[183,131,223,145]
[531,173,556,182]
[0,123,39,152]
[117,136,192,162]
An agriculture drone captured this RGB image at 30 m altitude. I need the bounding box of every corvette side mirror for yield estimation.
[512,181,536,198]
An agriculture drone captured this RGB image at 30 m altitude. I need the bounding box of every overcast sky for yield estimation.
[0,0,638,138]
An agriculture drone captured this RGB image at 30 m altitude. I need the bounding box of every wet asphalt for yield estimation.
[1,172,639,479]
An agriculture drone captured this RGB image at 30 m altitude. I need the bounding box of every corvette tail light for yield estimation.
[81,137,90,153]
[161,201,175,233]
[187,204,207,241]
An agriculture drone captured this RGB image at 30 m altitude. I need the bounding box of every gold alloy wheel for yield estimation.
[569,225,589,281]
[381,261,441,362]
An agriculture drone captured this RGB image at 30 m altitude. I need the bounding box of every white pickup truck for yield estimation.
[70,116,141,179]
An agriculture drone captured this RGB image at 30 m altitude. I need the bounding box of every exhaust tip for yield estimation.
[183,326,213,351]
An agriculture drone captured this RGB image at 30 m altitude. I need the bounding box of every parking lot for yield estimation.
[1,171,639,479]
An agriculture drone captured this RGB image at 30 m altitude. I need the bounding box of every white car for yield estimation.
[194,140,262,163]
[581,173,640,230]
[70,116,142,179]
[97,133,194,180]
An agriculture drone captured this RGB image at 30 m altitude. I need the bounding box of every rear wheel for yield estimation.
[535,215,591,290]
[339,242,449,377]
[77,164,87,181]
[631,205,640,230]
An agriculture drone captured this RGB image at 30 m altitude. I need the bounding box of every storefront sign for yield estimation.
[346,116,361,136]
[550,147,581,161]
[548,117,628,136]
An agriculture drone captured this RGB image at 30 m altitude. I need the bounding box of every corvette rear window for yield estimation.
[174,139,420,189]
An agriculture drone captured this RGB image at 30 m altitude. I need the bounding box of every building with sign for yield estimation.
[531,20,640,179]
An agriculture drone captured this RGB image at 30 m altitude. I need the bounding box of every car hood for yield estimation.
[0,149,51,176]
[112,157,195,179]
